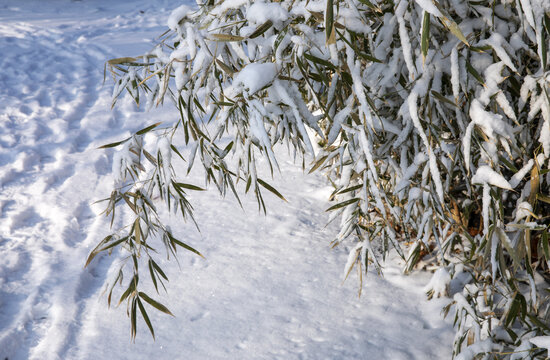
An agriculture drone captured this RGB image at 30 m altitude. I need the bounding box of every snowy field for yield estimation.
[0,1,455,359]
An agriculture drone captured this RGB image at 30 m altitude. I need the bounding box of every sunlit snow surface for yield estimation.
[0,1,454,359]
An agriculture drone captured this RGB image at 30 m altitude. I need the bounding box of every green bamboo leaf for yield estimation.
[326,198,360,212]
[215,59,235,75]
[466,61,485,85]
[136,122,162,135]
[304,53,336,70]
[167,232,205,258]
[173,181,205,191]
[131,297,137,340]
[505,293,520,327]
[97,236,129,253]
[148,259,158,293]
[248,20,273,39]
[336,184,363,195]
[257,178,287,202]
[273,25,289,52]
[421,11,430,63]
[143,149,157,165]
[151,259,168,280]
[118,274,138,306]
[171,144,186,162]
[496,228,521,268]
[325,0,334,43]
[139,292,174,316]
[214,101,235,107]
[542,231,550,260]
[98,137,130,149]
[107,269,123,308]
[85,235,112,268]
[431,90,457,107]
[527,313,550,331]
[309,155,328,174]
[542,27,547,69]
[137,296,155,339]
[438,14,469,46]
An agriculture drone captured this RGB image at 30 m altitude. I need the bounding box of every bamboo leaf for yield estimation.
[309,155,328,173]
[173,181,205,191]
[304,53,336,70]
[421,11,430,64]
[139,292,174,316]
[148,259,158,293]
[439,16,469,46]
[143,149,157,165]
[466,61,485,85]
[85,235,112,268]
[210,33,245,42]
[257,178,287,202]
[151,259,168,280]
[325,0,335,44]
[326,198,360,212]
[134,218,141,247]
[336,184,363,195]
[505,292,520,327]
[98,138,130,149]
[97,236,129,253]
[131,298,137,340]
[215,59,235,75]
[136,122,162,135]
[167,232,205,258]
[248,20,273,39]
[171,144,186,162]
[108,57,138,66]
[431,90,457,107]
[137,296,155,339]
[118,275,138,307]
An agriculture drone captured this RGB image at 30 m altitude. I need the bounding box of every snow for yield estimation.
[509,159,534,188]
[167,5,192,31]
[529,335,550,353]
[469,99,513,140]
[247,2,289,29]
[232,62,278,97]
[455,339,494,360]
[414,0,443,17]
[424,268,451,298]
[515,201,533,221]
[471,165,513,190]
[0,1,455,359]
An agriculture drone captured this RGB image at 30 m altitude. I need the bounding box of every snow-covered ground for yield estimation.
[0,1,454,359]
